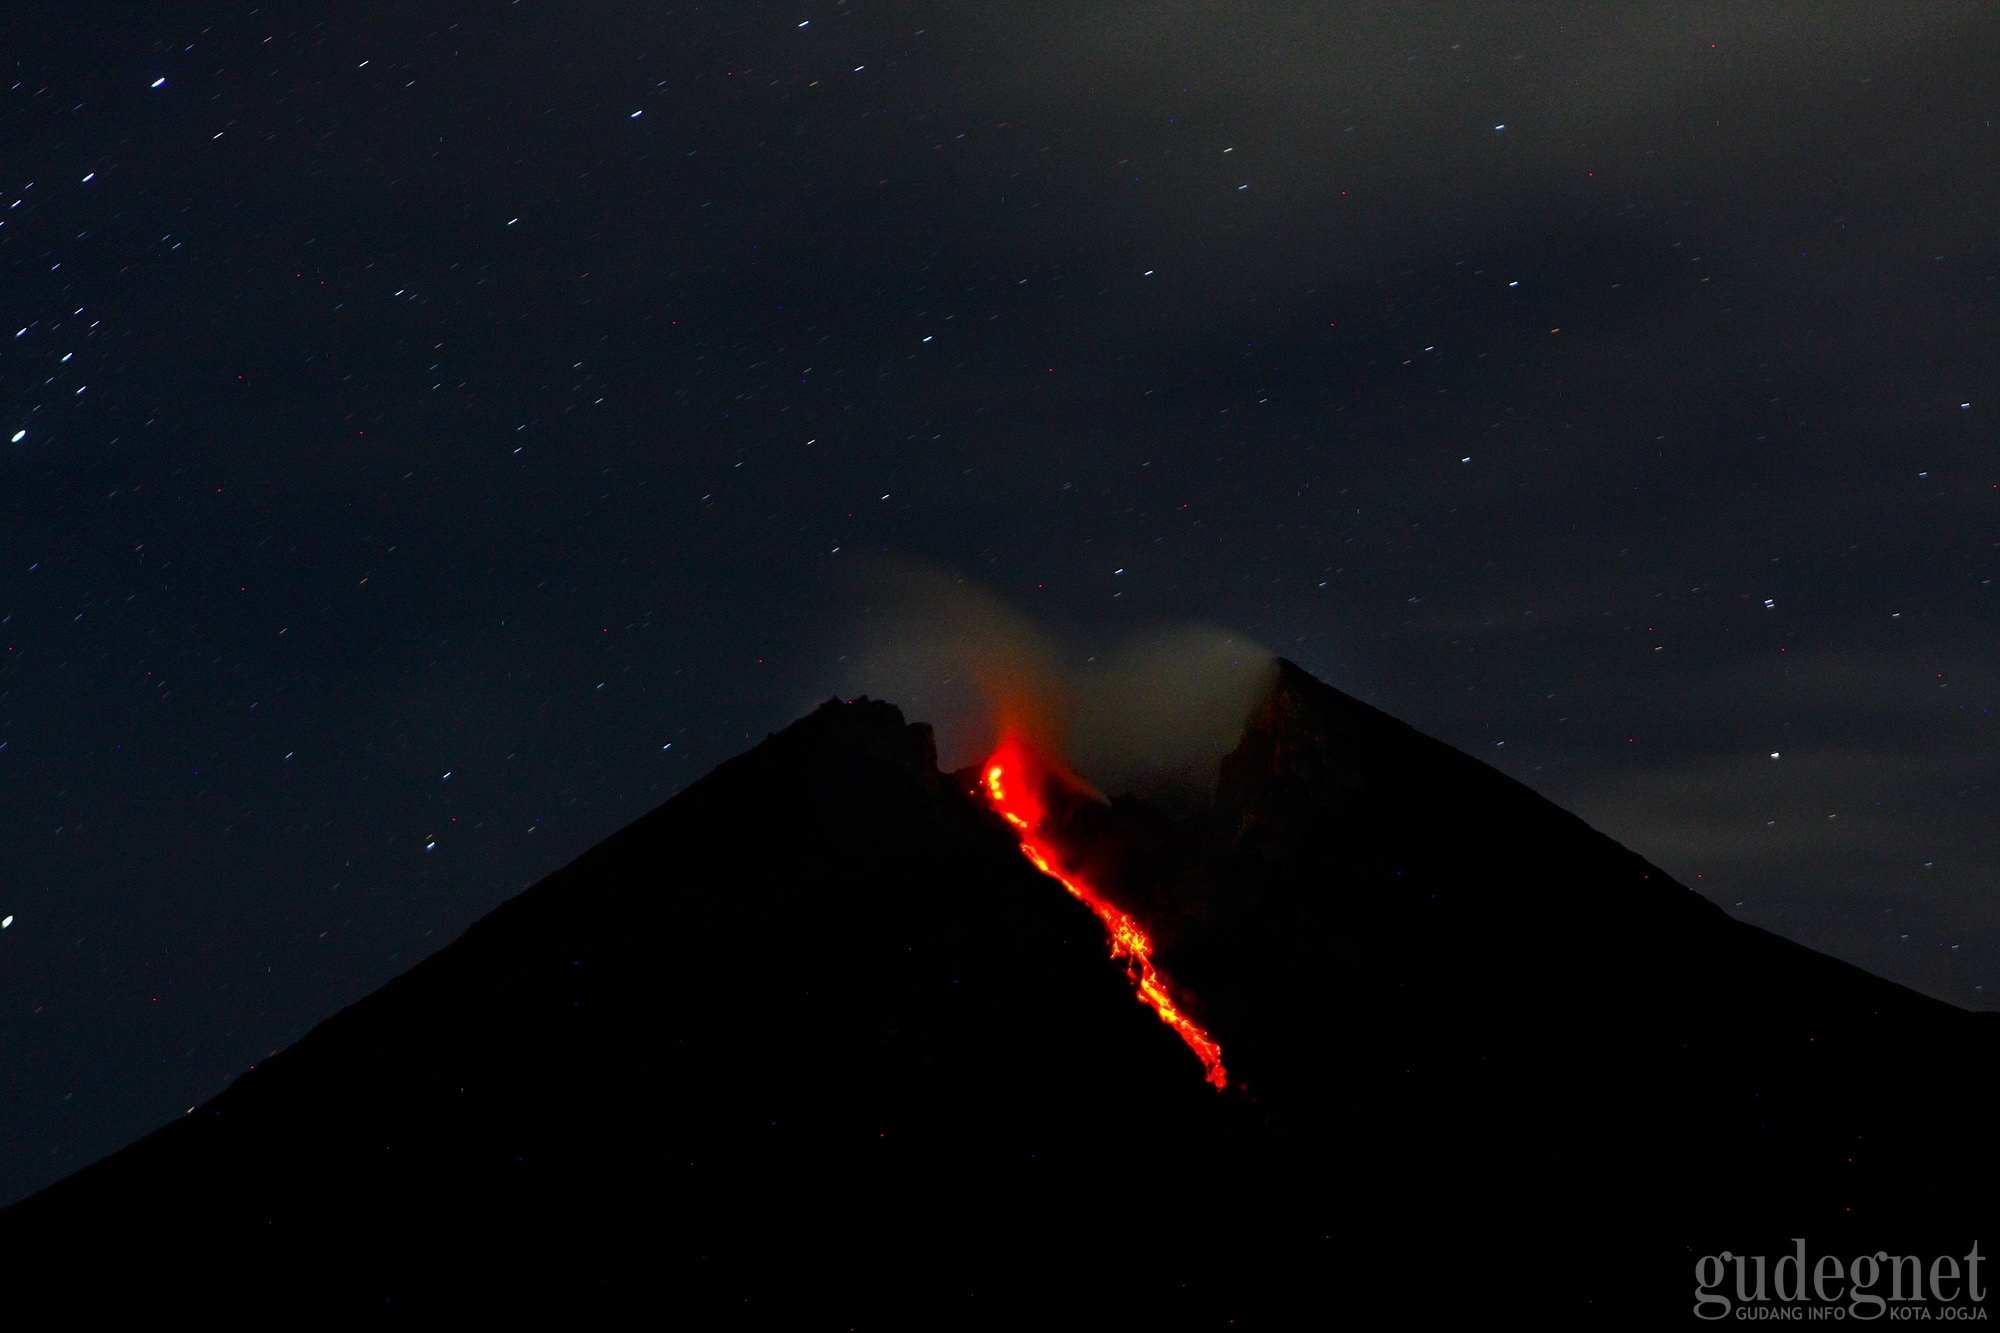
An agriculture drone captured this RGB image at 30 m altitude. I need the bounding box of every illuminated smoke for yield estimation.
[830,561,1074,771]
[830,562,1274,804]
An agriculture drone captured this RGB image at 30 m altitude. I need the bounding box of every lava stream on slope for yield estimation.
[981,734,1227,1090]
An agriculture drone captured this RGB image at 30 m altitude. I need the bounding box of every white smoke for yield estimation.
[1069,626,1278,813]
[828,560,1274,806]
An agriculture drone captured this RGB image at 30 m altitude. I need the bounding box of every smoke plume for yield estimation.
[831,561,1273,809]
[1069,627,1278,814]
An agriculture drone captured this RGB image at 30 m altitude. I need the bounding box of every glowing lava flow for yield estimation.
[982,736,1228,1090]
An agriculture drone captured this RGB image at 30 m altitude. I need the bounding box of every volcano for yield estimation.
[2,660,1994,1323]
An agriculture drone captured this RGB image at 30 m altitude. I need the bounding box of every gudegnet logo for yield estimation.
[1695,1239,1987,1320]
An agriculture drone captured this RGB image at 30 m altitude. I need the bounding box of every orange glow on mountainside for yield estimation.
[982,735,1228,1091]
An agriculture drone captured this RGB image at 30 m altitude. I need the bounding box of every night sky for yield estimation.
[4,1,1998,1206]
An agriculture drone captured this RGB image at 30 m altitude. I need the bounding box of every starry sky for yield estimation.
[4,0,1998,1205]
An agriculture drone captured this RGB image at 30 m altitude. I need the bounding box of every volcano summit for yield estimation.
[2,661,1993,1322]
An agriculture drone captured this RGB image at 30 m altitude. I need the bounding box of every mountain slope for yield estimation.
[0,699,1301,1322]
[1065,660,1999,1303]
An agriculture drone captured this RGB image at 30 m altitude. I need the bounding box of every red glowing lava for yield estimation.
[982,734,1228,1090]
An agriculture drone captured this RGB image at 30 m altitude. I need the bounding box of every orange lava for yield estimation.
[982,734,1228,1090]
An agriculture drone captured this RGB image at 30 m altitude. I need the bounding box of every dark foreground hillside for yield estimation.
[1,663,1992,1324]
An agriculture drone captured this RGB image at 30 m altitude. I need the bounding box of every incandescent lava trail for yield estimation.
[982,734,1228,1090]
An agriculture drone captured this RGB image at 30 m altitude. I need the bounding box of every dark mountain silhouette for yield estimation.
[2,661,1993,1324]
[1039,661,1999,1315]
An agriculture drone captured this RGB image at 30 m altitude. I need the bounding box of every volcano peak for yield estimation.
[3,666,1993,1322]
